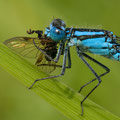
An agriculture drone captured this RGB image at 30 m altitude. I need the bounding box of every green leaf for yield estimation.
[0,43,119,120]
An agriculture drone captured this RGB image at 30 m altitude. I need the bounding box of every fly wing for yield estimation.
[4,37,45,58]
[35,53,58,73]
[4,37,60,73]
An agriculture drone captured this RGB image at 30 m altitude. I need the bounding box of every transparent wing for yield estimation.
[4,37,62,73]
[4,37,45,58]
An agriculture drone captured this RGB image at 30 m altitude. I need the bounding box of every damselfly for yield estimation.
[4,18,120,115]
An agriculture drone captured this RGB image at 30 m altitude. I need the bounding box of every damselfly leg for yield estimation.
[28,44,69,89]
[78,53,110,93]
[68,47,71,68]
[77,47,102,116]
[27,29,43,38]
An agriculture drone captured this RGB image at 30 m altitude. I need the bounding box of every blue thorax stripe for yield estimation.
[66,28,112,38]
[74,31,105,36]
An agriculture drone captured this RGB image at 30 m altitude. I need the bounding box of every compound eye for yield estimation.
[55,29,60,34]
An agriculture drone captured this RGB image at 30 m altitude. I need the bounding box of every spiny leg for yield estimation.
[37,53,71,69]
[27,29,43,38]
[28,44,69,89]
[37,46,71,73]
[78,54,102,116]
[54,42,64,62]
[68,47,72,68]
[37,46,72,69]
[78,53,110,93]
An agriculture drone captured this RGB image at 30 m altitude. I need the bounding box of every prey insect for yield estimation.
[4,18,120,116]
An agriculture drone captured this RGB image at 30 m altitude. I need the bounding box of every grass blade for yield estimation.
[0,43,119,120]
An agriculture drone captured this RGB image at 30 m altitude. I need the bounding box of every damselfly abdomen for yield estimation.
[4,18,120,115]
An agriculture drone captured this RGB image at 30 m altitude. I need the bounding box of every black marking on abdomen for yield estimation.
[72,34,106,41]
[66,28,108,32]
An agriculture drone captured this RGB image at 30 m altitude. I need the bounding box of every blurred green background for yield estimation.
[1,0,120,120]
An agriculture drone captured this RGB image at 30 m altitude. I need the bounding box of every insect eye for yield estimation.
[55,29,60,34]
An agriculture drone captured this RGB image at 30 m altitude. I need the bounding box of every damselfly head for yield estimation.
[49,19,66,42]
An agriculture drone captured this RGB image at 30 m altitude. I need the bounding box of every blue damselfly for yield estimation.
[4,18,120,115]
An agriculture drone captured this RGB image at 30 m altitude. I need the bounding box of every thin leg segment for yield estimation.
[79,54,102,116]
[54,42,64,62]
[37,47,71,69]
[28,44,69,89]
[78,53,110,93]
[27,29,43,38]
[68,47,72,68]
